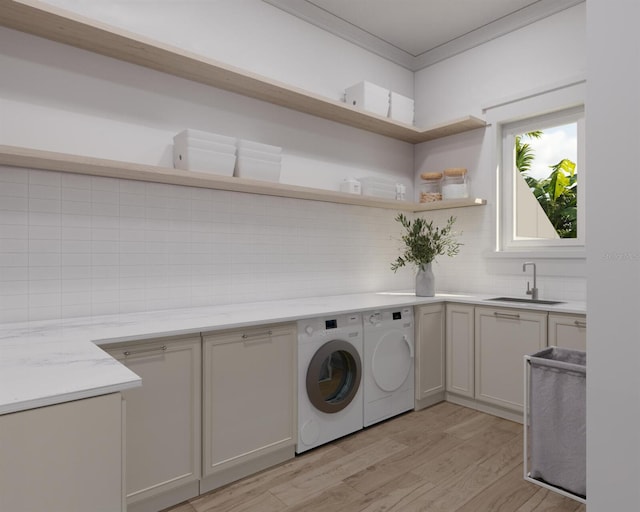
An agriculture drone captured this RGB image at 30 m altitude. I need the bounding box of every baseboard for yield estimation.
[445,393,523,424]
[126,481,200,512]
[414,391,446,411]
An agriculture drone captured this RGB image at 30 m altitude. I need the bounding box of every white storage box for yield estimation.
[237,139,282,154]
[235,156,281,182]
[174,128,236,147]
[358,176,397,199]
[389,92,414,125]
[345,81,390,117]
[173,135,236,155]
[339,178,362,195]
[173,145,236,176]
[237,147,282,163]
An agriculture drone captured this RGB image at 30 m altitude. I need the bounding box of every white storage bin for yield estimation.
[235,156,281,182]
[345,81,390,117]
[237,147,282,163]
[358,177,397,199]
[339,178,362,195]
[173,135,236,155]
[174,128,236,146]
[389,92,414,125]
[173,145,236,176]
[237,139,282,154]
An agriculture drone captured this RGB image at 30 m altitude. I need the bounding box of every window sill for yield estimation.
[484,250,586,278]
[485,249,586,260]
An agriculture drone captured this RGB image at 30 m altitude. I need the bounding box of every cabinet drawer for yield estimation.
[548,313,587,351]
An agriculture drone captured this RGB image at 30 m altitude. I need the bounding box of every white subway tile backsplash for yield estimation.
[61,173,92,189]
[0,167,28,184]
[29,170,60,187]
[29,253,61,267]
[0,211,28,226]
[0,196,28,212]
[1,166,419,321]
[91,176,119,192]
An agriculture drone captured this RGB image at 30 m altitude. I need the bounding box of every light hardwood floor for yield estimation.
[164,402,585,512]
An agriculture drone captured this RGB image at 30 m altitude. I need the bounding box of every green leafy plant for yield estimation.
[516,132,577,238]
[391,213,462,272]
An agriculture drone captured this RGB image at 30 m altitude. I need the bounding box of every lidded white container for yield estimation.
[234,138,282,182]
[340,178,362,195]
[441,168,469,199]
[173,129,237,176]
[358,176,397,199]
[345,81,390,117]
[389,92,414,125]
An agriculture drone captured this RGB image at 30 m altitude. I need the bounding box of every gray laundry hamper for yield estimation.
[524,347,586,504]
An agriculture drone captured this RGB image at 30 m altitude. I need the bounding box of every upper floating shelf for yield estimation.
[0,144,487,213]
[0,0,487,144]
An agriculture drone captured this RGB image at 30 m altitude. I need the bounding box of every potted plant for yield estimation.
[391,213,462,297]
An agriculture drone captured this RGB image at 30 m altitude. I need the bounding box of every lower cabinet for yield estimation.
[104,335,201,512]
[548,313,587,351]
[0,393,124,512]
[201,322,297,492]
[445,303,475,399]
[475,307,547,415]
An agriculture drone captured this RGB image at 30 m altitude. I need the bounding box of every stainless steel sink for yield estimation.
[486,296,565,305]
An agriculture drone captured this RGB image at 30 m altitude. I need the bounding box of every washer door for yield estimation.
[372,331,412,392]
[306,339,362,414]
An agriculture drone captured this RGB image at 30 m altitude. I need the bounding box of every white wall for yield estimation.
[40,0,414,100]
[412,4,587,302]
[586,0,640,509]
[0,2,418,323]
[0,26,414,192]
[414,4,586,127]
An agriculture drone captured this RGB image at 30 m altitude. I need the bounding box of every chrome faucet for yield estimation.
[523,262,538,300]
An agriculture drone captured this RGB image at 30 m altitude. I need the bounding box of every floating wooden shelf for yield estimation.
[0,0,486,144]
[0,145,487,212]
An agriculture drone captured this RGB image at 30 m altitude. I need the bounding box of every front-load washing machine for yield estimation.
[363,307,415,427]
[297,313,363,453]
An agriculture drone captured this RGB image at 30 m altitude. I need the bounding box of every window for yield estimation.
[499,106,585,252]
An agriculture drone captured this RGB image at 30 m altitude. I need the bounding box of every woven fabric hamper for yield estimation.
[526,347,586,499]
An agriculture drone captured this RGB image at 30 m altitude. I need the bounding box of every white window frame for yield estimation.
[501,106,585,251]
[485,80,586,258]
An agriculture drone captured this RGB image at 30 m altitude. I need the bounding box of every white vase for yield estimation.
[416,262,435,297]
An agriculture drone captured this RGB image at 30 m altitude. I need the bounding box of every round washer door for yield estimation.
[306,339,362,414]
[372,331,412,392]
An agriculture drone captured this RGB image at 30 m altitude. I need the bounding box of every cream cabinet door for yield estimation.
[0,393,124,512]
[415,304,445,402]
[105,336,201,505]
[202,323,296,478]
[548,313,587,351]
[475,307,547,413]
[446,303,475,398]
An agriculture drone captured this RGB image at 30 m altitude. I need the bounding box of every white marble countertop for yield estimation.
[0,291,586,415]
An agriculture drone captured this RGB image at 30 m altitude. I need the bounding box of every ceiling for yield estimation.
[263,0,584,70]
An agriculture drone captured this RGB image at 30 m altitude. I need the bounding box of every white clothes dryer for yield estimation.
[363,307,415,427]
[296,313,363,453]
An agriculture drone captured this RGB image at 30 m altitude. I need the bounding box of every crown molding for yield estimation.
[263,0,585,71]
[262,0,416,70]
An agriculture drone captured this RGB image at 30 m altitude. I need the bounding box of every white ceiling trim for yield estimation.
[263,0,585,71]
[262,0,416,69]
